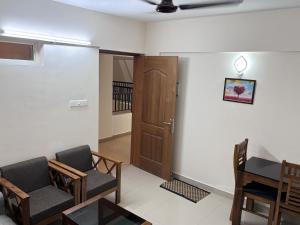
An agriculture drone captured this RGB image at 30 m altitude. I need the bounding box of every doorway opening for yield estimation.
[99,51,139,165]
[99,51,178,181]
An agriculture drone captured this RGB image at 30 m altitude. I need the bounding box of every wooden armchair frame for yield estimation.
[50,151,122,204]
[0,162,81,225]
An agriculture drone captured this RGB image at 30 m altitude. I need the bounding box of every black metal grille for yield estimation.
[113,81,133,113]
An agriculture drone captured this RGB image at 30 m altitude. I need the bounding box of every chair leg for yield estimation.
[274,197,281,225]
[267,202,275,225]
[20,198,30,225]
[230,187,239,221]
[230,199,234,221]
[274,211,281,225]
[115,189,121,204]
[246,198,254,211]
[115,163,121,204]
[277,212,282,225]
[230,194,245,222]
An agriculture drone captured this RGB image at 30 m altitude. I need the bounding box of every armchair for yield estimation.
[50,145,122,204]
[0,157,80,225]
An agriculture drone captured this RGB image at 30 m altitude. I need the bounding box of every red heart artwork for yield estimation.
[234,86,245,98]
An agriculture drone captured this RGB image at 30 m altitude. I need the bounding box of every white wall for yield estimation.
[145,8,300,54]
[0,0,144,166]
[162,52,300,193]
[0,44,99,166]
[0,0,145,53]
[112,113,132,136]
[145,8,300,193]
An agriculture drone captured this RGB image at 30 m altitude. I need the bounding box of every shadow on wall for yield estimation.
[113,56,133,83]
[172,56,191,173]
[257,146,280,163]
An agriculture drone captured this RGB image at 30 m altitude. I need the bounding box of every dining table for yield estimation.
[231,156,282,225]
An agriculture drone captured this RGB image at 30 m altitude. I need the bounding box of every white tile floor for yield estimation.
[106,164,275,225]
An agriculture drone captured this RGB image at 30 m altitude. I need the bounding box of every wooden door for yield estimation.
[131,56,178,181]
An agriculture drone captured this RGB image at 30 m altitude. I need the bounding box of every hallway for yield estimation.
[99,134,131,165]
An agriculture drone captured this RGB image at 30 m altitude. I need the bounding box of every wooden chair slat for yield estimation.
[274,160,300,224]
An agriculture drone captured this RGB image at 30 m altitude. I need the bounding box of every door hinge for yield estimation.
[176,82,180,97]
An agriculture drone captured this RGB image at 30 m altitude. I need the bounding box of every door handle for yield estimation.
[162,118,175,135]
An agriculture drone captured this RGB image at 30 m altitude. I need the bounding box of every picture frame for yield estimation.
[223,78,256,104]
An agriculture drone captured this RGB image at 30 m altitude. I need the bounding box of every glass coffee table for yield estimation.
[62,197,152,225]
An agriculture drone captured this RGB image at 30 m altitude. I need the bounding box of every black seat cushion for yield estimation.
[86,169,117,199]
[26,185,74,224]
[243,182,278,200]
[56,145,93,172]
[0,157,51,193]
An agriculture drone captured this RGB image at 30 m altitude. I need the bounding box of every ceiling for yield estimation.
[53,0,300,22]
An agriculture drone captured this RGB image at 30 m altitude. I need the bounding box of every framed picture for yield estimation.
[223,78,256,104]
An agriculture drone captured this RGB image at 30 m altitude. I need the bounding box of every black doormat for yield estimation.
[160,179,210,203]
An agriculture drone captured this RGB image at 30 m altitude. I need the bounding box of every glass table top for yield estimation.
[239,157,282,181]
[65,198,147,225]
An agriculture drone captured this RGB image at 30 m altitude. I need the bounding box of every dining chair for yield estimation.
[274,160,300,225]
[231,138,278,225]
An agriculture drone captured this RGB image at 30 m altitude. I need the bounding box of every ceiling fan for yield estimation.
[140,0,243,13]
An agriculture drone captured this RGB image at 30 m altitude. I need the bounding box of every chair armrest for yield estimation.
[49,160,87,178]
[0,177,29,200]
[0,178,30,225]
[49,160,88,203]
[91,151,122,165]
[48,162,81,205]
[91,151,122,201]
[48,162,83,180]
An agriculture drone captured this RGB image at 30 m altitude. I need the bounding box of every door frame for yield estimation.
[99,49,143,57]
[98,49,143,163]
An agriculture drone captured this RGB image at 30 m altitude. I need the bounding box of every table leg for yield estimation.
[62,215,67,225]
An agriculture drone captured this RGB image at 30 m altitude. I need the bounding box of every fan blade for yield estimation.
[140,0,158,5]
[179,0,242,10]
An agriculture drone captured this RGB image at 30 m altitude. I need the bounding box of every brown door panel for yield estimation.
[132,56,178,181]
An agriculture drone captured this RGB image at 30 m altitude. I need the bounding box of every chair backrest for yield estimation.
[278,160,300,213]
[0,157,51,193]
[56,145,93,172]
[233,138,248,182]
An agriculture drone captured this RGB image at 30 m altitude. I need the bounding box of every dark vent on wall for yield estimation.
[0,41,33,60]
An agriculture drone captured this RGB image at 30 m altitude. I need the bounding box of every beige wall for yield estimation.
[113,56,134,82]
[99,54,113,140]
[112,113,132,136]
[99,54,132,140]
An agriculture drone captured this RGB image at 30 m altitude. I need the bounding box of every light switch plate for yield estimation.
[69,100,88,108]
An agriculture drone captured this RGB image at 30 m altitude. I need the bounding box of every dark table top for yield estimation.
[239,157,282,182]
[65,198,147,225]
